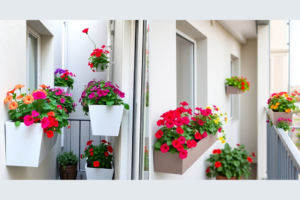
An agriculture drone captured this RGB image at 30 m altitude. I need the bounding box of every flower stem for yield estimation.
[87,34,96,49]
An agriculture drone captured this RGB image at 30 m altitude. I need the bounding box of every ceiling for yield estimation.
[217,20,257,44]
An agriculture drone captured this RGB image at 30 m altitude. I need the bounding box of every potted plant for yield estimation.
[206,143,254,180]
[82,28,110,72]
[58,150,78,180]
[81,139,114,180]
[225,76,250,94]
[79,79,129,136]
[267,91,299,125]
[4,84,70,167]
[54,68,76,92]
[267,117,295,133]
[153,102,227,175]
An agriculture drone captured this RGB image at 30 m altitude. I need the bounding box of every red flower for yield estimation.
[215,161,222,168]
[172,140,180,148]
[157,119,165,126]
[176,127,184,134]
[101,45,106,48]
[155,130,164,139]
[247,157,252,163]
[178,136,186,144]
[46,130,54,138]
[213,149,218,154]
[101,140,107,143]
[90,152,93,156]
[237,144,240,146]
[93,160,100,167]
[80,154,83,159]
[206,167,210,173]
[160,144,169,153]
[89,148,93,152]
[179,150,188,159]
[252,152,256,157]
[104,152,109,157]
[241,82,245,86]
[182,116,190,125]
[218,127,222,133]
[241,86,245,90]
[107,146,113,153]
[165,120,175,128]
[187,140,194,148]
[195,132,203,140]
[217,149,222,154]
[65,78,68,80]
[176,144,184,151]
[86,140,94,146]
[197,119,204,126]
[34,118,40,122]
[82,28,89,34]
[68,125,71,129]
[179,101,188,106]
[84,147,87,151]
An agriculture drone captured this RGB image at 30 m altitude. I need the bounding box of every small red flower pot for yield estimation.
[226,86,244,94]
[153,134,217,175]
[268,109,293,126]
[216,175,242,180]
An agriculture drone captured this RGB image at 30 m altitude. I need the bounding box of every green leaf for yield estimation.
[106,101,114,106]
[154,142,162,148]
[123,103,129,110]
[169,147,176,154]
[15,121,20,127]
[225,171,232,179]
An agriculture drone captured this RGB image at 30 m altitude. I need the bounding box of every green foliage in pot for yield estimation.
[226,76,250,92]
[58,150,78,170]
[206,143,255,179]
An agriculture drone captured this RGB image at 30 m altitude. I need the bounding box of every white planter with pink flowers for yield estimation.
[89,105,124,136]
[85,163,114,180]
[5,121,58,167]
[54,86,70,93]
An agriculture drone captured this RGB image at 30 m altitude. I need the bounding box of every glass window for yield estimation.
[28,33,38,90]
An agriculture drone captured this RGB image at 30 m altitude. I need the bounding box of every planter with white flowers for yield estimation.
[81,140,114,180]
[4,84,69,167]
[80,79,129,136]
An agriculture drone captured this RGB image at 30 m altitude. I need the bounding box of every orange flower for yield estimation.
[16,95,23,100]
[15,84,25,90]
[4,95,13,103]
[23,95,34,104]
[285,109,291,113]
[33,89,47,96]
[7,88,16,96]
[39,84,48,89]
[9,101,18,110]
[47,111,55,117]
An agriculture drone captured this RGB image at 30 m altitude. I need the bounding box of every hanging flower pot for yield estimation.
[154,134,217,175]
[54,68,75,91]
[266,91,299,126]
[225,76,250,94]
[5,121,58,167]
[80,80,129,136]
[81,140,114,180]
[54,86,69,94]
[95,64,106,72]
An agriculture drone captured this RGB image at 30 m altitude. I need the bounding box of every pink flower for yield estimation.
[218,127,222,133]
[157,119,165,126]
[191,140,197,147]
[178,136,186,144]
[198,119,204,126]
[180,101,188,106]
[172,140,180,148]
[182,116,190,125]
[191,117,197,121]
[187,140,194,148]
[57,105,62,109]
[24,115,34,126]
[195,132,203,140]
[175,118,184,126]
[292,127,296,132]
[202,131,207,138]
[160,144,169,153]
[60,98,65,103]
[176,144,184,151]
[165,120,175,128]
[32,91,46,99]
[55,89,62,96]
[31,110,40,117]
[176,127,184,134]
[89,92,95,99]
[179,150,188,159]
[41,117,50,129]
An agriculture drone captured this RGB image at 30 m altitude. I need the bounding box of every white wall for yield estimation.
[241,39,258,163]
[0,20,63,179]
[150,20,244,180]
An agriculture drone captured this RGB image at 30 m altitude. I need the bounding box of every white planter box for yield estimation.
[85,163,114,180]
[89,105,123,136]
[95,64,106,72]
[5,121,58,167]
[54,86,70,93]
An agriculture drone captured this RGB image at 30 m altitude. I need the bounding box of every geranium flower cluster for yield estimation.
[80,139,113,169]
[47,88,76,115]
[3,84,70,138]
[267,91,299,113]
[154,102,227,159]
[273,117,294,132]
[206,143,254,179]
[54,68,76,89]
[80,79,129,115]
[226,76,250,92]
[82,28,109,72]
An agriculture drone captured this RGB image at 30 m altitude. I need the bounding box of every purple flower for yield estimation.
[54,68,66,75]
[60,98,66,103]
[73,103,77,108]
[89,92,95,99]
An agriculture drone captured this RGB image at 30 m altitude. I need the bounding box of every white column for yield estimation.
[257,25,270,180]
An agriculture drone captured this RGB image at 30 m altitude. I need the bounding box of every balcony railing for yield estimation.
[267,121,300,180]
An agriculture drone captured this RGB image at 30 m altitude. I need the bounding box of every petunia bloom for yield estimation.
[107,146,113,153]
[31,110,40,117]
[215,161,222,168]
[82,28,89,34]
[23,95,34,104]
[32,91,46,99]
[46,130,54,138]
[160,144,169,153]
[155,130,163,139]
[9,101,18,110]
[60,98,65,103]
[176,127,184,134]
[41,117,50,129]
[93,161,100,167]
[179,150,188,159]
[24,115,34,126]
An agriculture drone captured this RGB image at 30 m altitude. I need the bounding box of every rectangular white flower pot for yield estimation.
[89,105,124,136]
[85,163,114,180]
[5,121,58,167]
[54,86,70,93]
[96,64,106,72]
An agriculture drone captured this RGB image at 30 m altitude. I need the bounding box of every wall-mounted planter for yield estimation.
[154,134,217,175]
[226,86,244,95]
[95,64,106,72]
[54,86,70,93]
[89,105,123,136]
[268,109,293,126]
[5,121,58,167]
[85,163,114,180]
